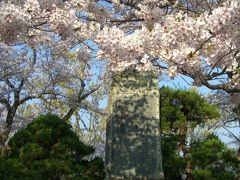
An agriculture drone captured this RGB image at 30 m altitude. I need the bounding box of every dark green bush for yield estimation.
[0,114,105,180]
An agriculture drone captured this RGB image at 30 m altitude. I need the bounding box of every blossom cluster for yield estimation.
[0,0,239,90]
[96,0,240,85]
[0,3,30,43]
[0,0,93,45]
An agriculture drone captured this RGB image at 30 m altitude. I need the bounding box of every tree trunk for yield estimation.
[0,124,12,147]
[0,107,17,147]
[186,159,193,180]
[62,107,77,122]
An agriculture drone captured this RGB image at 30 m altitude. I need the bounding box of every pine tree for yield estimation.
[0,114,105,180]
[160,87,238,180]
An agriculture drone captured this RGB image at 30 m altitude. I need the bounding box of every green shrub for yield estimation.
[0,114,105,180]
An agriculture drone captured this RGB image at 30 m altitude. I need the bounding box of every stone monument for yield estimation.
[105,70,164,179]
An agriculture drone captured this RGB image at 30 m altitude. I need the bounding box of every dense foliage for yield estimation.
[162,133,239,180]
[0,114,105,179]
[160,87,239,180]
[191,134,239,180]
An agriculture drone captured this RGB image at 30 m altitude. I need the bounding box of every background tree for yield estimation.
[161,133,186,179]
[161,133,239,180]
[206,90,240,179]
[160,87,220,179]
[191,134,238,180]
[0,44,106,147]
[0,114,105,179]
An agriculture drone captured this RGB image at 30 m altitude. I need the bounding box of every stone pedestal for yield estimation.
[106,70,164,179]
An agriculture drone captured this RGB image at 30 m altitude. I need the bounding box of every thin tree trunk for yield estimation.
[0,81,24,147]
[0,108,17,147]
[185,158,193,180]
[0,126,11,147]
[62,107,77,122]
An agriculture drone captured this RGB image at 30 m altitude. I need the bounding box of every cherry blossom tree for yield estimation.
[0,0,238,90]
[0,42,105,146]
[0,0,239,145]
[96,0,239,93]
[0,0,112,147]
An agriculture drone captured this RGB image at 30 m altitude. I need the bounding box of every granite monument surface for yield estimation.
[105,70,164,179]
